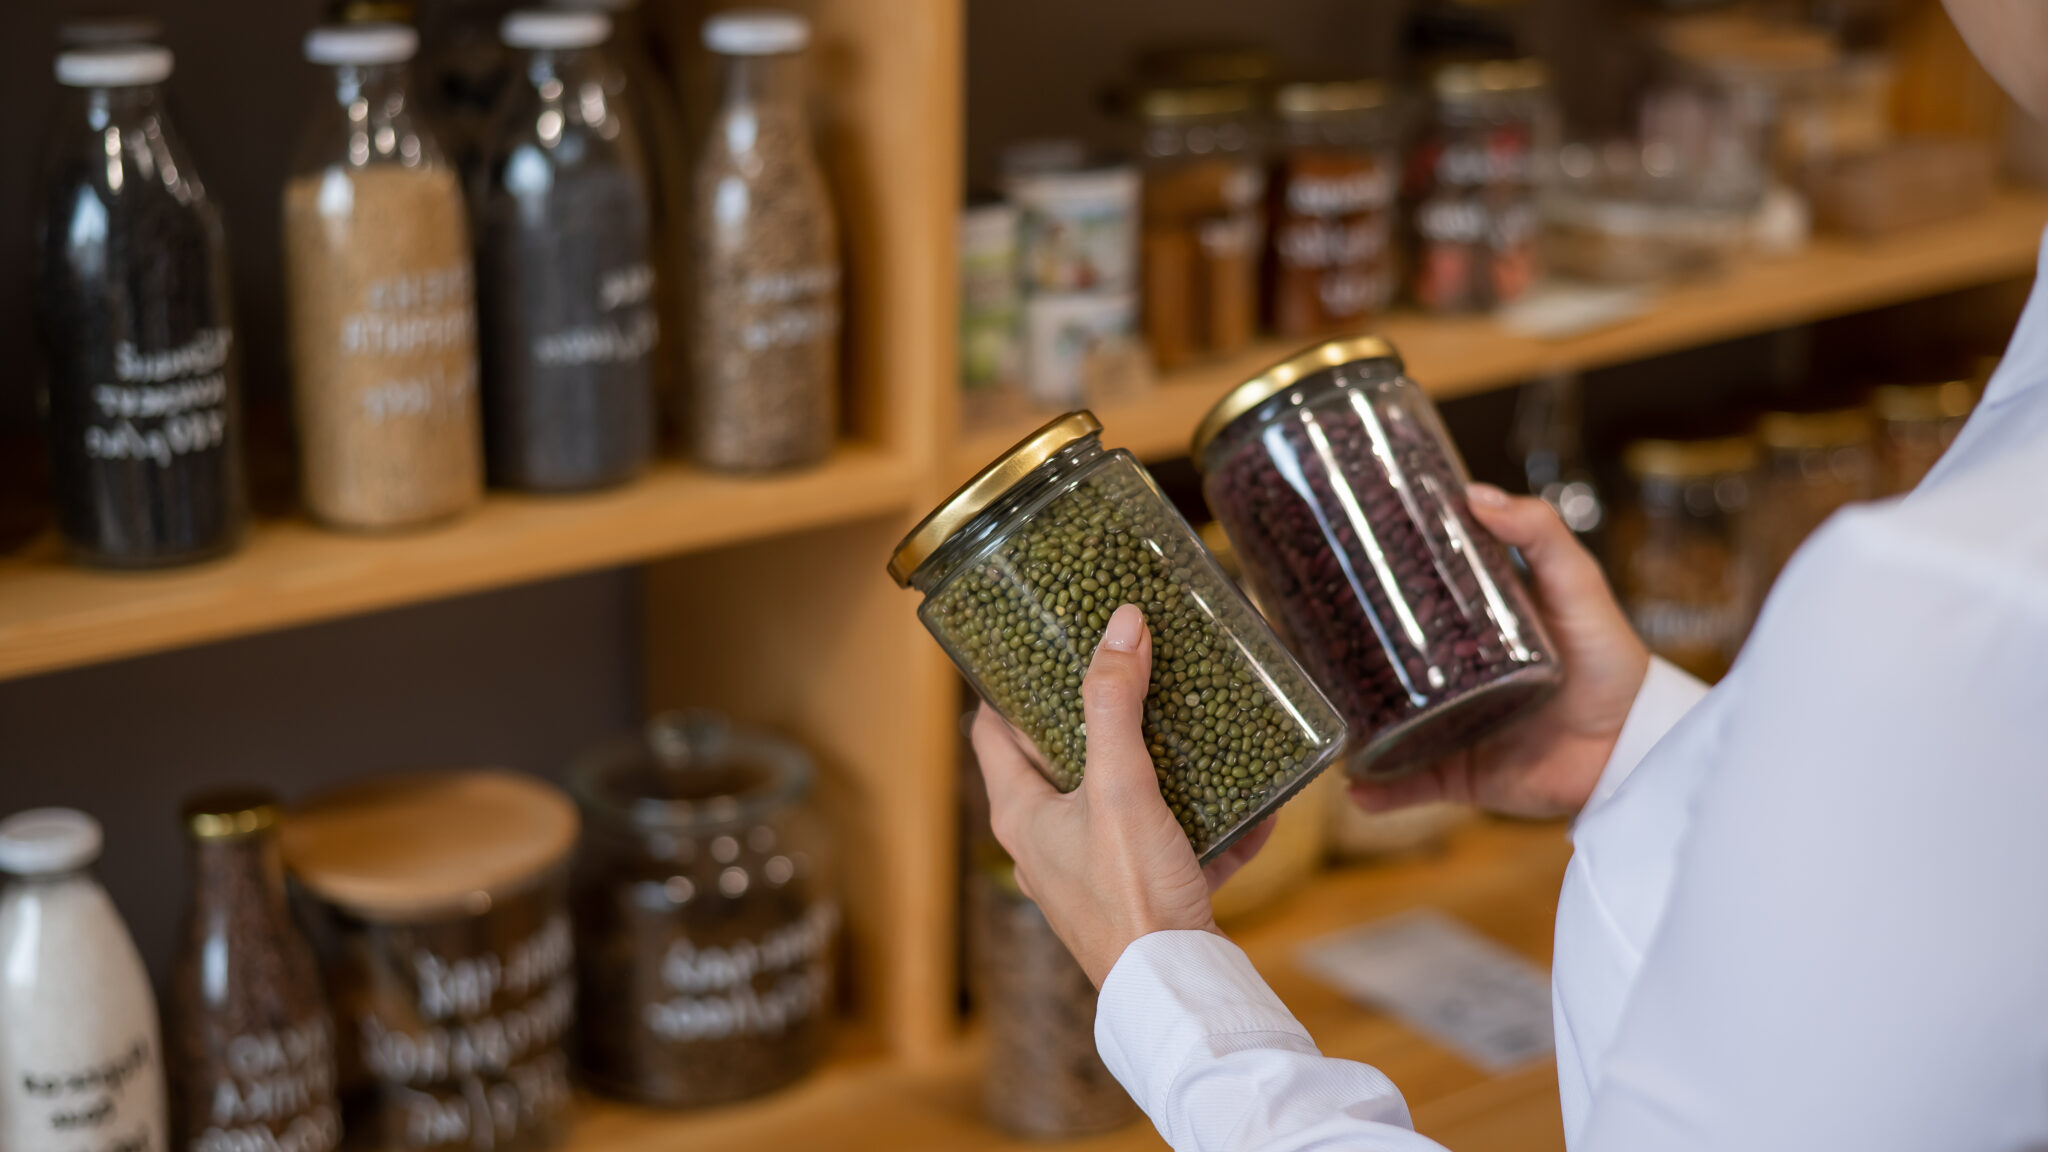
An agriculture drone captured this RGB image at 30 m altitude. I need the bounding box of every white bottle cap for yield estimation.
[55,44,173,87]
[502,10,611,49]
[0,809,104,875]
[703,9,809,55]
[303,23,419,65]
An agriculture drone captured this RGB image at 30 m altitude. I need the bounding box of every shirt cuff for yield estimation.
[1584,655,1710,811]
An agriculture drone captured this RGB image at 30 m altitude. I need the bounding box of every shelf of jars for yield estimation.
[0,443,914,683]
[562,817,1572,1152]
[951,187,2048,480]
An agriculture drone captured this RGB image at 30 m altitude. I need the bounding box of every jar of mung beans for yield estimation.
[888,412,1346,862]
[1194,337,1559,780]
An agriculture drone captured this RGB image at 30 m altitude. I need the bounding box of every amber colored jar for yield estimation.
[1871,379,1975,495]
[1755,405,1876,589]
[1266,80,1399,337]
[1138,83,1266,371]
[1614,435,1759,682]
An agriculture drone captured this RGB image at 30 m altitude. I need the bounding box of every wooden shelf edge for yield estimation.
[0,445,918,683]
[953,189,2048,475]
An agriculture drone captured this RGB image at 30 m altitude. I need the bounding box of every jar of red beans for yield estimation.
[1137,84,1266,372]
[1195,337,1559,780]
[1266,79,1400,338]
[1405,59,1552,313]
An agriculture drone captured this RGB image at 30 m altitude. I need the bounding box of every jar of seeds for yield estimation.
[692,10,841,473]
[1406,59,1552,313]
[1137,83,1266,373]
[1614,434,1760,683]
[1195,338,1560,780]
[569,711,837,1108]
[889,412,1346,863]
[285,24,484,530]
[1872,379,1974,495]
[1754,405,1876,590]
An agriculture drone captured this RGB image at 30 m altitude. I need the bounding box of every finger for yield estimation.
[1465,484,1608,612]
[971,705,1056,845]
[1079,604,1159,806]
[1203,816,1276,894]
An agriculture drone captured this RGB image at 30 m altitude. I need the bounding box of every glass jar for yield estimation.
[693,10,841,473]
[1138,83,1266,372]
[1872,379,1975,495]
[1405,59,1552,313]
[1755,405,1876,589]
[569,711,837,1109]
[889,412,1346,862]
[171,790,339,1152]
[474,10,657,492]
[968,849,1137,1139]
[281,771,578,1152]
[1195,338,1560,780]
[1614,435,1759,683]
[285,24,484,530]
[1266,80,1399,338]
[34,44,245,568]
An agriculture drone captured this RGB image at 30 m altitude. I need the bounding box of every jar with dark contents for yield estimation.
[1613,436,1759,683]
[1195,338,1558,780]
[1872,379,1975,496]
[34,44,245,568]
[1138,83,1267,372]
[281,772,579,1152]
[569,711,837,1109]
[968,849,1136,1139]
[1266,80,1399,338]
[1755,406,1876,589]
[889,413,1346,862]
[1405,59,1551,313]
[171,790,339,1152]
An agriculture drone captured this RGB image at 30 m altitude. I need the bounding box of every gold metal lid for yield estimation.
[1431,57,1549,101]
[1275,78,1391,117]
[1870,380,1975,424]
[1755,406,1874,451]
[889,411,1104,587]
[1190,335,1402,465]
[1139,82,1258,121]
[1623,435,1759,479]
[184,786,281,840]
[1134,44,1276,86]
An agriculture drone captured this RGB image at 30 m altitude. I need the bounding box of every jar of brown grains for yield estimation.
[1137,83,1267,372]
[1613,434,1760,683]
[1871,379,1975,496]
[1266,80,1399,338]
[1754,405,1876,590]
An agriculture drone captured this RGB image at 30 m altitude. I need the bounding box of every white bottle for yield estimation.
[0,808,167,1152]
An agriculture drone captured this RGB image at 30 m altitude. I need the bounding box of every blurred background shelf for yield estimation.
[0,444,915,682]
[953,188,2048,476]
[566,818,1571,1152]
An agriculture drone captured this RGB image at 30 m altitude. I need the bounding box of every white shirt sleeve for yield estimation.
[1585,656,1709,810]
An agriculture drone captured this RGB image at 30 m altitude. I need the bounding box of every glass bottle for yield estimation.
[474,10,657,491]
[170,789,339,1152]
[1137,82,1266,371]
[1406,58,1553,313]
[1754,405,1876,590]
[1266,79,1400,337]
[34,45,245,567]
[1872,378,1974,495]
[1613,434,1759,682]
[284,23,484,530]
[693,10,841,472]
[1511,371,1604,546]
[0,808,168,1152]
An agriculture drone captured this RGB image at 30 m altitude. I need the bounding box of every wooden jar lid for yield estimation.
[281,769,578,921]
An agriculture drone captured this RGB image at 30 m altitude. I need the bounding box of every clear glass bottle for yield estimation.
[1512,371,1604,547]
[890,412,1347,862]
[0,809,168,1152]
[34,45,245,568]
[1266,79,1400,337]
[1872,379,1975,495]
[1754,405,1876,590]
[693,10,841,472]
[474,10,657,492]
[1614,434,1759,683]
[1406,58,1553,313]
[284,24,484,530]
[570,711,838,1108]
[1196,338,1560,780]
[1138,82,1266,371]
[170,790,339,1152]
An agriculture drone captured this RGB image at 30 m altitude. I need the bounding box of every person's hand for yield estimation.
[971,603,1274,988]
[1351,484,1650,821]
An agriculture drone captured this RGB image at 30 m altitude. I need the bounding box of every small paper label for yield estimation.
[1297,910,1554,1073]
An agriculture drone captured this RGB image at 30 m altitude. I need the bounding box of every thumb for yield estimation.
[1080,604,1158,803]
[1465,484,1609,613]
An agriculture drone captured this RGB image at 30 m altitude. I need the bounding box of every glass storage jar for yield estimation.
[1614,435,1759,683]
[1266,79,1399,338]
[569,711,837,1109]
[1195,337,1559,780]
[889,412,1346,863]
[281,771,578,1152]
[1138,83,1267,372]
[1755,405,1876,589]
[968,848,1137,1139]
[1872,379,1974,495]
[1405,59,1552,314]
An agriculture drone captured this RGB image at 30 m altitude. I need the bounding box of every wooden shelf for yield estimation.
[953,189,2048,475]
[0,445,915,682]
[565,818,1572,1152]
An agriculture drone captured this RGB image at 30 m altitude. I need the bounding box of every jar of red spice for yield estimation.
[1405,59,1552,313]
[1138,83,1266,372]
[1266,79,1399,338]
[1195,337,1559,779]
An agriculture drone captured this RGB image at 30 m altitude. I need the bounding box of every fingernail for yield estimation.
[1099,603,1144,652]
[1467,483,1509,508]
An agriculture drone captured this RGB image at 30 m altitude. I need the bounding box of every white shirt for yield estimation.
[1096,230,2048,1151]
